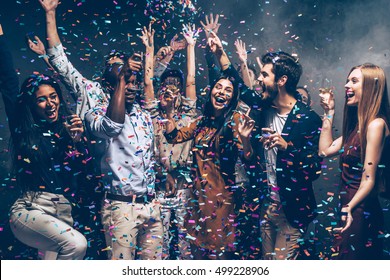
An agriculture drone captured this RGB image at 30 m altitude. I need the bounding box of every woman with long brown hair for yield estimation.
[319,63,390,259]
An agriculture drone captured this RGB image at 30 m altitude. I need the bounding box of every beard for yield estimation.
[262,82,279,102]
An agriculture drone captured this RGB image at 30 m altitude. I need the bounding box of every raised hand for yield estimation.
[39,0,59,12]
[0,24,3,36]
[170,34,187,52]
[319,87,335,113]
[182,23,199,46]
[234,39,248,63]
[64,114,84,142]
[128,53,143,72]
[27,35,46,56]
[238,113,255,139]
[256,56,263,70]
[139,23,155,48]
[154,46,170,62]
[207,30,223,54]
[200,13,221,39]
[116,56,132,82]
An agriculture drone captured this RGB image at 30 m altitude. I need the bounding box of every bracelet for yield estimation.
[322,113,334,122]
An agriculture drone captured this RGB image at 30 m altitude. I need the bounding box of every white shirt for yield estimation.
[85,103,156,196]
[264,107,288,202]
[47,43,109,120]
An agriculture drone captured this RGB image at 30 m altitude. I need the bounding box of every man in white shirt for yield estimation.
[85,58,163,260]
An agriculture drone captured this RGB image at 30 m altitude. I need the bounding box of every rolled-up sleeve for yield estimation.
[84,106,124,139]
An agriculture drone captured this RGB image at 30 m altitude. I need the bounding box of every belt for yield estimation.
[105,193,154,204]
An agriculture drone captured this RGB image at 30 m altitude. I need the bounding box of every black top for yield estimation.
[0,34,89,199]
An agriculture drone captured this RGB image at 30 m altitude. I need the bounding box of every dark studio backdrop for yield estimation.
[0,0,389,259]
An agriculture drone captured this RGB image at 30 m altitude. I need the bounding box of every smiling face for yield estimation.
[159,76,182,109]
[297,88,310,105]
[345,68,363,107]
[259,63,279,100]
[211,78,234,116]
[32,84,60,123]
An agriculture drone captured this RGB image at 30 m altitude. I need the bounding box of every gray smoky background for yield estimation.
[0,0,389,258]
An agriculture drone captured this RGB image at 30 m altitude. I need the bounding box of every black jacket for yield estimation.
[271,101,322,228]
[221,65,322,228]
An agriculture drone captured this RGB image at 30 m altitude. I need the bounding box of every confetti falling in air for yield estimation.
[0,0,389,261]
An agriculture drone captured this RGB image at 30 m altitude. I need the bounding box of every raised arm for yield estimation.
[39,0,99,105]
[318,88,343,157]
[207,30,230,72]
[0,24,20,132]
[26,34,53,70]
[207,31,265,110]
[182,23,197,101]
[154,35,186,79]
[140,23,155,103]
[235,39,253,89]
[39,0,60,48]
[200,13,221,83]
[105,59,133,124]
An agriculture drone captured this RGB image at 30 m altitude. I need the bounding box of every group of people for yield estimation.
[0,0,389,260]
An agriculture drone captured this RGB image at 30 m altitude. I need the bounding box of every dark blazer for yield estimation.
[266,101,322,229]
[220,65,322,228]
[241,98,322,229]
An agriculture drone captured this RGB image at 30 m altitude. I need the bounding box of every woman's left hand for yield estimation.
[64,114,84,142]
[334,205,353,233]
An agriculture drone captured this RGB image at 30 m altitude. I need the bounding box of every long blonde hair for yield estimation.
[342,63,390,162]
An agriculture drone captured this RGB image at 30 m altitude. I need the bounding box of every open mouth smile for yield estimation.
[346,91,355,99]
[215,96,226,105]
[45,107,57,119]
